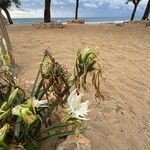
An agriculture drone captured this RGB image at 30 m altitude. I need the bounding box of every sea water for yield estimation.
[12,17,132,25]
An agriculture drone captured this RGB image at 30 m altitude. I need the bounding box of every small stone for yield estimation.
[67,20,85,24]
[56,135,92,150]
[116,23,124,27]
[32,22,64,29]
[146,21,150,27]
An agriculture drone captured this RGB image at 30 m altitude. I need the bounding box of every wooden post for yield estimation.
[0,9,15,65]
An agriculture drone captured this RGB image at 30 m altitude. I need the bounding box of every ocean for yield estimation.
[12,17,132,25]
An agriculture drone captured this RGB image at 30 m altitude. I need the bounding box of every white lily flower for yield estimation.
[67,89,89,120]
[27,97,48,108]
[32,99,48,108]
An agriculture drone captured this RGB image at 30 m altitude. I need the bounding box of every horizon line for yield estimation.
[12,16,137,19]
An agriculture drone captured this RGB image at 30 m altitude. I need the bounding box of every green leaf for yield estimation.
[0,109,11,121]
[14,118,22,139]
[24,141,37,150]
[7,88,18,108]
[0,141,9,150]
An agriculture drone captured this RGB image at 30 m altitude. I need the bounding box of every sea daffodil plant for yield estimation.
[0,39,103,149]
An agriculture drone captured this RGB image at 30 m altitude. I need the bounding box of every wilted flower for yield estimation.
[67,89,89,120]
[0,124,10,141]
[77,47,99,74]
[12,105,36,124]
[42,56,53,75]
[68,75,75,86]
[80,47,98,62]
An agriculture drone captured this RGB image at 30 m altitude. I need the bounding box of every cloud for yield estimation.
[53,0,65,5]
[83,3,98,8]
[9,0,149,18]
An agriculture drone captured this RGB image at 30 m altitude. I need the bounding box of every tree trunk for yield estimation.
[0,9,12,50]
[75,0,79,20]
[142,0,150,20]
[44,0,51,22]
[130,4,138,21]
[1,6,13,24]
[0,9,15,66]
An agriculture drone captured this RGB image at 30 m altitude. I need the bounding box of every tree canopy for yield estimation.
[0,0,20,8]
[0,0,21,24]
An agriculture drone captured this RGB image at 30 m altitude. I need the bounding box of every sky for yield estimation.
[9,0,148,18]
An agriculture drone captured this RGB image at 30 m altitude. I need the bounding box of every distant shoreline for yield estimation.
[11,17,137,25]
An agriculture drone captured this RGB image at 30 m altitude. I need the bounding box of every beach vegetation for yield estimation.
[0,38,103,149]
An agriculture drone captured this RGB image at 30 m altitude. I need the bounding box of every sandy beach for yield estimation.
[7,22,150,150]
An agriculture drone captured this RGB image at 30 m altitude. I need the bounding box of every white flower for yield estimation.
[32,99,48,108]
[26,97,48,108]
[67,89,89,120]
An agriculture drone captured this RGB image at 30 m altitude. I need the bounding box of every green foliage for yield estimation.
[0,0,21,8]
[0,41,103,149]
[76,47,104,99]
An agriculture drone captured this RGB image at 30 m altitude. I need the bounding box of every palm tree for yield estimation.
[0,0,20,24]
[75,0,79,20]
[44,0,52,22]
[126,0,141,21]
[142,0,150,20]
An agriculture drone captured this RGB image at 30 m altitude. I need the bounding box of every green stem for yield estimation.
[0,141,9,150]
[34,79,44,98]
[31,54,46,97]
[38,127,87,141]
[31,69,41,96]
[37,84,51,100]
[40,102,56,121]
[41,122,74,134]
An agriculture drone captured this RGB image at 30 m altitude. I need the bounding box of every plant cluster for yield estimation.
[0,38,103,149]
